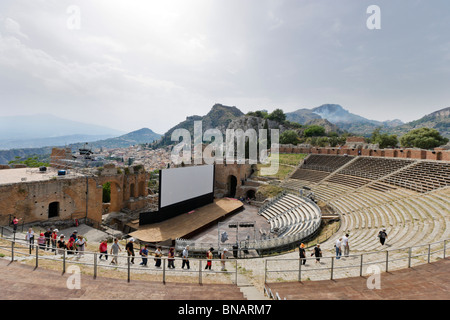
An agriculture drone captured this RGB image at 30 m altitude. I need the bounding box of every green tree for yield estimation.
[376,133,398,149]
[280,130,300,145]
[304,125,326,137]
[102,182,111,203]
[267,108,286,123]
[400,128,449,149]
[8,156,49,168]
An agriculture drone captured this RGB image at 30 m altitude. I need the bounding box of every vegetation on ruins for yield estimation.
[400,127,449,149]
[8,156,49,168]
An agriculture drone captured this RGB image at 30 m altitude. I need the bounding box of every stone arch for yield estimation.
[130,183,135,198]
[246,189,256,199]
[227,175,237,198]
[48,201,59,219]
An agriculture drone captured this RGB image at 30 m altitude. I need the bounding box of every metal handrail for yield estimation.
[0,235,240,285]
[264,238,448,283]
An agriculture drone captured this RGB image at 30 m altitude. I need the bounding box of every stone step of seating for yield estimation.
[266,257,450,300]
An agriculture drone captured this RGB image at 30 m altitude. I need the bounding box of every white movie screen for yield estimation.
[159,165,214,208]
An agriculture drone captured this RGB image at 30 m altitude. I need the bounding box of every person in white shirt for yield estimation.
[335,237,342,259]
[182,246,190,269]
[76,235,86,258]
[342,234,350,257]
[25,228,35,250]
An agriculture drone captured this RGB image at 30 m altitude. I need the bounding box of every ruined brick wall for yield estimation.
[0,165,151,226]
[214,163,254,198]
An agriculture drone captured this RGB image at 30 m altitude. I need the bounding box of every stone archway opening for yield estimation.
[48,201,59,219]
[228,175,237,198]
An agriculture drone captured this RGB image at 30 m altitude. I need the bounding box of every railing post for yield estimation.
[444,240,447,259]
[11,241,14,262]
[235,260,238,285]
[162,258,166,284]
[127,256,131,283]
[35,244,39,269]
[360,254,364,277]
[385,250,389,273]
[264,259,267,285]
[63,250,66,274]
[199,260,202,285]
[298,258,302,282]
[408,247,412,268]
[330,257,334,280]
[94,253,97,279]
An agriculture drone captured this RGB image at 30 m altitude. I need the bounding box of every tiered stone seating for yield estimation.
[324,173,371,189]
[266,257,450,300]
[259,193,321,237]
[324,187,450,253]
[339,157,415,180]
[289,168,330,183]
[302,154,355,172]
[383,161,450,193]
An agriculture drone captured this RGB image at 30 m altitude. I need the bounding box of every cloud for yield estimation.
[4,17,28,39]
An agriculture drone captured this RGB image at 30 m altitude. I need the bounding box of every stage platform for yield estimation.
[128,198,244,243]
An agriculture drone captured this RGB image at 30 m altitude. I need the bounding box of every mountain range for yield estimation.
[0,128,161,164]
[285,104,405,136]
[0,114,125,150]
[0,104,448,164]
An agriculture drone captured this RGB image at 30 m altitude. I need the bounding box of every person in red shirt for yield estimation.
[51,229,58,252]
[99,240,108,261]
[12,216,22,232]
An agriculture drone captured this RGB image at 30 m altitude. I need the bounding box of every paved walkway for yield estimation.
[267,257,450,300]
[0,258,245,300]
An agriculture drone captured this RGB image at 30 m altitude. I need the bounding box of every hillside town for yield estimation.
[95,145,173,172]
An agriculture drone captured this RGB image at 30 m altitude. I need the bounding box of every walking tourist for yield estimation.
[12,216,22,232]
[110,238,121,265]
[126,238,135,264]
[51,229,58,252]
[181,245,190,269]
[37,232,46,250]
[311,244,322,264]
[25,228,35,250]
[205,247,214,270]
[99,240,108,260]
[220,248,228,271]
[140,244,149,266]
[168,247,175,269]
[378,228,388,246]
[342,234,350,257]
[299,243,306,265]
[76,235,86,258]
[335,238,342,259]
[57,235,66,254]
[154,246,162,268]
[66,237,75,254]
[44,228,52,250]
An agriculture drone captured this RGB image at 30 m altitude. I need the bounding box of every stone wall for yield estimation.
[214,163,255,198]
[0,165,151,226]
[278,144,450,161]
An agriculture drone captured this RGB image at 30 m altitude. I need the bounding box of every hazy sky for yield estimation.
[0,0,449,134]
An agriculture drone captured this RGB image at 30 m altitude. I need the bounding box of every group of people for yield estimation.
[98,240,229,271]
[299,228,389,263]
[24,228,87,257]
